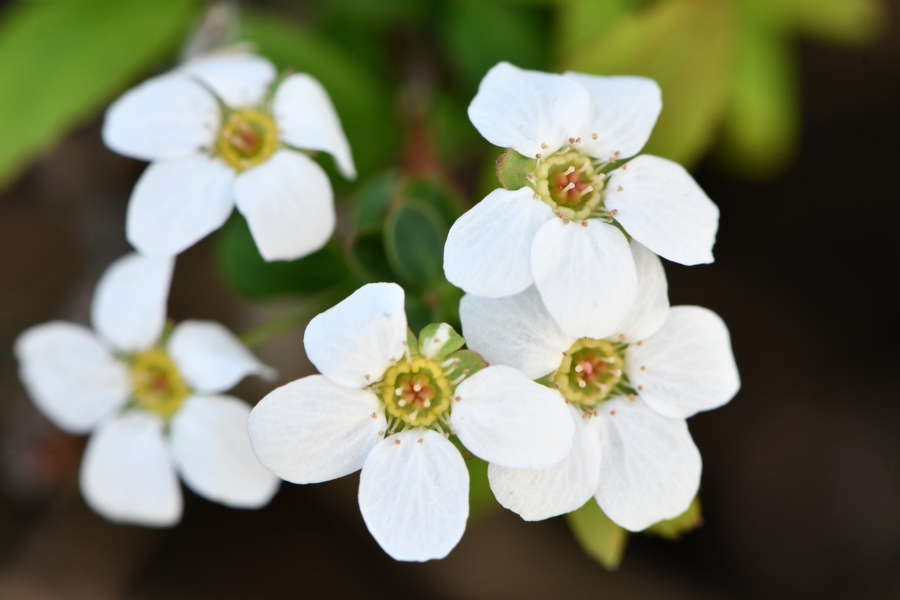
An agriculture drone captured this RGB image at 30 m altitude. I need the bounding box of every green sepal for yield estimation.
[496,147,537,190]
[534,371,558,390]
[566,500,629,570]
[405,328,419,356]
[445,349,487,382]
[418,323,465,360]
[643,496,703,540]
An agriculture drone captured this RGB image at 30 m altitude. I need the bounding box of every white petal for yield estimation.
[563,73,662,160]
[167,320,274,393]
[102,74,219,161]
[488,405,601,521]
[126,154,235,258]
[14,323,129,434]
[452,365,574,469]
[80,412,181,527]
[91,253,174,353]
[358,429,468,562]
[273,73,356,179]
[594,397,701,531]
[248,375,386,484]
[303,283,407,389]
[613,242,669,343]
[182,53,276,108]
[234,149,335,262]
[627,306,740,419]
[531,219,637,339]
[606,155,719,266]
[170,395,280,508]
[468,62,589,157]
[444,187,552,298]
[459,286,574,380]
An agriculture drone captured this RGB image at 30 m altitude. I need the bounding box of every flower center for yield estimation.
[535,151,605,220]
[556,338,625,410]
[381,358,453,427]
[130,348,190,419]
[216,109,279,172]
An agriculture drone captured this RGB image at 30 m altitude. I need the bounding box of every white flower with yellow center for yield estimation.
[14,253,279,526]
[247,282,575,561]
[103,52,355,261]
[459,243,740,530]
[445,62,720,338]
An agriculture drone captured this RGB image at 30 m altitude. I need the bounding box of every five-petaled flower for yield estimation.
[445,62,720,339]
[459,243,740,530]
[14,253,280,526]
[103,52,355,261]
[247,282,575,561]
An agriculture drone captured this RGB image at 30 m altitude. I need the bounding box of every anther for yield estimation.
[417,438,424,445]
[614,151,621,157]
[576,137,581,144]
[455,396,461,402]
[378,431,384,436]
[637,386,644,391]
[581,221,588,227]
[535,153,542,159]
[591,133,598,140]
[371,412,377,419]
[533,193,540,200]
[611,209,618,215]
[444,432,450,438]
[562,350,568,356]
[563,219,570,225]
[568,137,575,145]
[593,410,599,417]
[541,143,548,150]
[606,217,613,223]
[619,334,626,341]
[622,164,628,170]
[395,439,401,445]
[637,341,643,346]
[640,365,646,371]
[564,166,575,176]
[617,186,624,192]
[610,410,617,416]
[555,211,563,218]
[628,394,636,401]
[365,374,370,381]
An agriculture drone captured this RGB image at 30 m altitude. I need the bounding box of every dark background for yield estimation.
[0,2,899,599]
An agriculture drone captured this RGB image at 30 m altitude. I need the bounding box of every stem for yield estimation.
[239,287,347,348]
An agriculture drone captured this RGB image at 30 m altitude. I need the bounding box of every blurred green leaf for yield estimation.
[562,0,739,168]
[383,200,448,287]
[401,176,465,225]
[324,0,438,27]
[717,23,799,179]
[555,0,650,57]
[352,171,400,231]
[740,0,886,44]
[215,214,354,299]
[466,457,501,521]
[0,0,200,188]
[644,496,704,540]
[566,500,629,570]
[241,11,399,180]
[348,229,395,282]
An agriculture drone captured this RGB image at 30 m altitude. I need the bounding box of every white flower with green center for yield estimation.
[14,253,279,526]
[459,243,740,530]
[103,52,355,261]
[247,283,575,561]
[444,61,720,338]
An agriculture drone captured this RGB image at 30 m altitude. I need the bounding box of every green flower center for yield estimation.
[131,348,190,419]
[216,109,279,172]
[381,358,452,427]
[556,339,625,410]
[535,151,605,220]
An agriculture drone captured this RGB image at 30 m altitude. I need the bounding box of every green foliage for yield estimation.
[644,496,704,540]
[0,0,200,188]
[741,0,886,44]
[566,500,629,570]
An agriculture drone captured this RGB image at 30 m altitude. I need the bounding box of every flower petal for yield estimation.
[563,73,662,161]
[126,154,235,258]
[91,252,173,353]
[468,62,589,158]
[606,155,719,265]
[452,365,574,469]
[167,320,274,393]
[170,395,280,508]
[102,74,219,161]
[459,286,574,380]
[80,411,182,527]
[304,283,407,388]
[627,306,740,419]
[234,149,335,261]
[248,375,386,484]
[488,405,601,521]
[14,323,130,434]
[594,397,701,531]
[358,429,468,562]
[273,73,356,179]
[531,219,637,339]
[444,187,553,298]
[613,242,669,343]
[182,53,276,108]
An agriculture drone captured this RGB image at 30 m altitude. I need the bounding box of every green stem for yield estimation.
[239,287,348,348]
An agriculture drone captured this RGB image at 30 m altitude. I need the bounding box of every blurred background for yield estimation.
[0,0,899,598]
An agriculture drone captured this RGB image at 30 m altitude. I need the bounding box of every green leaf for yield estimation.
[740,0,886,45]
[566,500,629,570]
[351,171,399,231]
[348,229,395,283]
[0,0,200,188]
[418,322,465,360]
[561,0,739,168]
[496,147,537,190]
[554,0,651,57]
[383,200,448,288]
[644,496,703,540]
[466,457,501,521]
[401,176,466,226]
[215,214,354,299]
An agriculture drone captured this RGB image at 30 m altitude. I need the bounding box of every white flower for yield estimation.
[445,62,720,339]
[14,253,279,526]
[103,52,355,261]
[247,283,575,561]
[459,243,740,531]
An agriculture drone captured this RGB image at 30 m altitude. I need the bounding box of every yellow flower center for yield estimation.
[556,338,625,410]
[216,109,279,172]
[131,348,190,419]
[535,151,604,220]
[381,358,453,427]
